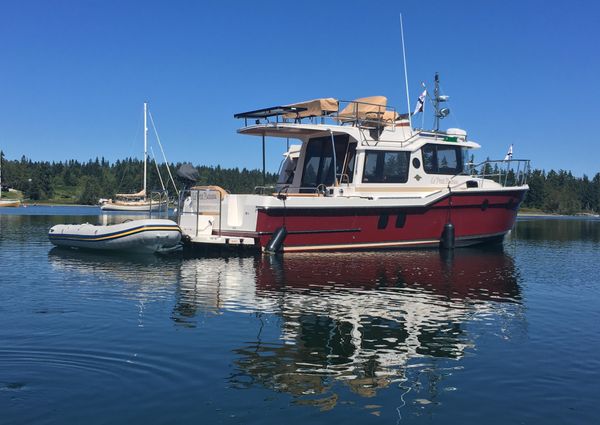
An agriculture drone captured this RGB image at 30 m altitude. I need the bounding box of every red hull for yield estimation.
[254,190,526,252]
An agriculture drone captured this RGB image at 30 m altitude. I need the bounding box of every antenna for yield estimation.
[143,102,148,199]
[433,73,450,131]
[399,14,412,128]
[434,73,440,131]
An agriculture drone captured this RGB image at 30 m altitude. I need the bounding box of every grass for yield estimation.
[0,189,23,200]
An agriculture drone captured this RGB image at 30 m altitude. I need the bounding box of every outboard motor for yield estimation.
[175,164,200,218]
[176,163,200,189]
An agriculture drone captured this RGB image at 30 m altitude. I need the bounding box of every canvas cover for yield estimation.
[115,189,146,198]
[284,98,338,119]
[335,96,406,125]
[337,96,387,120]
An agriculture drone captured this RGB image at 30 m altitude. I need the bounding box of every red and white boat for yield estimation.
[178,78,529,253]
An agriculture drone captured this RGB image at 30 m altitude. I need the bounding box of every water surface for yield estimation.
[1,207,598,424]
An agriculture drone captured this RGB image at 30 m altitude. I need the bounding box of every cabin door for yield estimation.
[300,135,356,192]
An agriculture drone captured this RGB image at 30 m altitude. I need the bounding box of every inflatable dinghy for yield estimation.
[48,219,181,253]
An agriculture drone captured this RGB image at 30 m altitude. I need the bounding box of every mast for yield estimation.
[433,72,449,132]
[433,73,440,131]
[0,150,2,200]
[143,102,148,200]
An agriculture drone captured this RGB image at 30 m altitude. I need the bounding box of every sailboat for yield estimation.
[101,103,168,212]
[0,151,21,207]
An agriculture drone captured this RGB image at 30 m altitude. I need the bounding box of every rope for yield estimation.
[148,110,179,197]
[150,147,166,191]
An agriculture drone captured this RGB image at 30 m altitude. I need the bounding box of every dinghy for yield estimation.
[48,219,181,253]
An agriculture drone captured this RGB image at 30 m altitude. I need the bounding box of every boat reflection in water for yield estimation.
[47,247,181,310]
[175,248,523,409]
[48,246,522,409]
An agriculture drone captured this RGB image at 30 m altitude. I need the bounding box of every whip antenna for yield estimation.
[400,14,412,128]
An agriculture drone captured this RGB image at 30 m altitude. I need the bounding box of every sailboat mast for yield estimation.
[143,102,148,200]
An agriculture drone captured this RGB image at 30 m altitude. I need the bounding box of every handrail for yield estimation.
[450,159,531,188]
[148,190,169,219]
[255,185,329,196]
[177,187,224,237]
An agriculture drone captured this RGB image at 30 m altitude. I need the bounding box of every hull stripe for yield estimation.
[49,225,181,242]
[281,239,440,252]
[278,231,509,252]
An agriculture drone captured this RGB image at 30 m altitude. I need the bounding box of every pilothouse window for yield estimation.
[362,151,410,183]
[422,144,463,175]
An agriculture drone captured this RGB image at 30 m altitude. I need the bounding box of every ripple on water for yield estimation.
[0,344,199,384]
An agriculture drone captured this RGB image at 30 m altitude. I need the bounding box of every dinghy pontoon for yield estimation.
[48,219,181,253]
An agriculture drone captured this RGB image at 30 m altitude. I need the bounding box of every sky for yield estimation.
[1,0,599,176]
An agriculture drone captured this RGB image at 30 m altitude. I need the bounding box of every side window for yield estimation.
[421,144,463,175]
[423,145,436,174]
[301,142,324,187]
[383,152,410,183]
[436,147,458,173]
[362,151,410,183]
[363,153,379,182]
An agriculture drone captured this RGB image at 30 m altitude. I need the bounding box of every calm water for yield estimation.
[1,207,599,424]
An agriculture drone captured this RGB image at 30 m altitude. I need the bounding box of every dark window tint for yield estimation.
[301,135,352,189]
[362,151,410,183]
[422,144,463,175]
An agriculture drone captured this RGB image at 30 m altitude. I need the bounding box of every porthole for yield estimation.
[481,199,489,211]
[412,157,421,169]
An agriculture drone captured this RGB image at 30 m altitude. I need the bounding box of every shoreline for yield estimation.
[518,210,600,218]
[21,203,99,208]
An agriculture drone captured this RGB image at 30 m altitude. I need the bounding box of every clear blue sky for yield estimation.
[1,0,598,176]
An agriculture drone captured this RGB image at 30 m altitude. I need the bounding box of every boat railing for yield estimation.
[256,185,336,198]
[177,186,224,237]
[235,100,404,131]
[149,190,170,219]
[254,185,277,195]
[451,159,531,188]
[331,100,401,130]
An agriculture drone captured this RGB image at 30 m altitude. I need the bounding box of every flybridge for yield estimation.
[235,97,409,130]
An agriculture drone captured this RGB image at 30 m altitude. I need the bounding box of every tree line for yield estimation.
[1,153,599,214]
[0,154,277,204]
